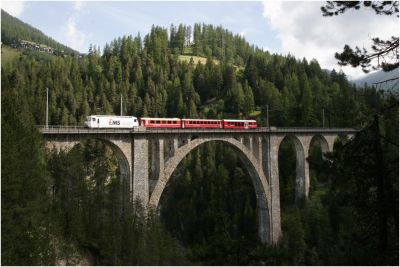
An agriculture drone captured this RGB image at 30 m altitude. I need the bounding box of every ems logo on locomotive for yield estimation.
[108,119,120,125]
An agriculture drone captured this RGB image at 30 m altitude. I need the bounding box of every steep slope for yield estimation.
[1,9,78,55]
[353,68,399,92]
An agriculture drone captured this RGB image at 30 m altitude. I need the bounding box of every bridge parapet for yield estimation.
[37,125,358,135]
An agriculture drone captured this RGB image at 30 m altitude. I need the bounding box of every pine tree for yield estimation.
[2,89,54,265]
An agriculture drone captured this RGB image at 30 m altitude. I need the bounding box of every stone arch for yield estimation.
[46,137,132,187]
[277,135,307,202]
[307,134,331,193]
[310,134,329,154]
[149,137,272,244]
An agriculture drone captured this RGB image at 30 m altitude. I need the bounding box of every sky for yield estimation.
[2,1,399,80]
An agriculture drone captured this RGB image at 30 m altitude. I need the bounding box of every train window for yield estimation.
[134,119,137,122]
[92,118,95,121]
[151,120,154,123]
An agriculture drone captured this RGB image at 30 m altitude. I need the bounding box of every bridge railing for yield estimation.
[36,125,132,134]
[37,125,86,129]
[36,125,359,134]
[268,127,359,133]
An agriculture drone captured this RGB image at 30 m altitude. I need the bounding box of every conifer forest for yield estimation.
[1,7,398,265]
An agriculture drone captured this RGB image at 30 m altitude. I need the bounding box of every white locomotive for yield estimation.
[85,115,139,128]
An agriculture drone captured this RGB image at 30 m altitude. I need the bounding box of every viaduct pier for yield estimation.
[39,126,357,244]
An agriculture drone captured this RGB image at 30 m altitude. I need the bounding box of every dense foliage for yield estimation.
[1,15,398,265]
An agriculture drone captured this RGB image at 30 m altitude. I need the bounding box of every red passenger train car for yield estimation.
[222,119,257,129]
[140,117,181,128]
[182,119,222,129]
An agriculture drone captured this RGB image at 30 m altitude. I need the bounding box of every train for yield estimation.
[85,115,257,129]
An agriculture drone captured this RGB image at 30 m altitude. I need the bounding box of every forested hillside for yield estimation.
[2,16,398,265]
[1,9,78,55]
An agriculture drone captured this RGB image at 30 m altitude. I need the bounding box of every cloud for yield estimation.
[262,1,399,79]
[60,1,89,52]
[63,17,86,52]
[73,1,83,12]
[239,31,246,38]
[2,1,26,17]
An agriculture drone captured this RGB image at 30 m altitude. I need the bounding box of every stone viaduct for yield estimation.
[39,126,357,245]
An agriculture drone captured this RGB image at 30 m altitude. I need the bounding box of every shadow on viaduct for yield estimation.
[39,127,357,245]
